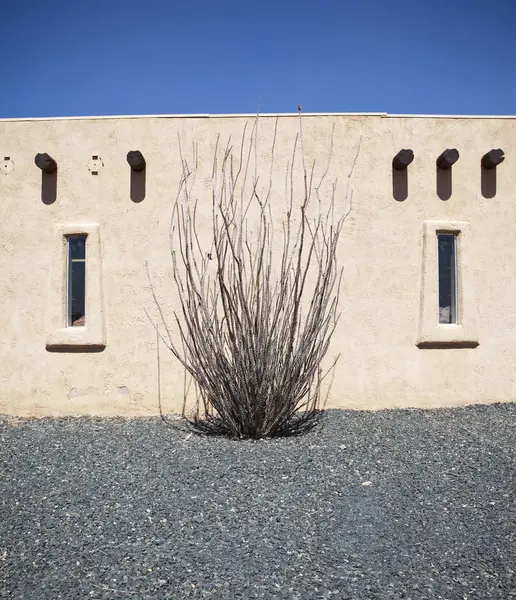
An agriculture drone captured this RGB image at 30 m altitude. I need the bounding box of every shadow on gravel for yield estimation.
[1,403,516,599]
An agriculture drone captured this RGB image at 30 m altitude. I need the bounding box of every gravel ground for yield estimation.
[1,404,516,600]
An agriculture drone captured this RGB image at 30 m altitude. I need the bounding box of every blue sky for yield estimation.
[0,0,514,117]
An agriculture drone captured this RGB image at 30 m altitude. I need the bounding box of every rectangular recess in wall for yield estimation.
[417,220,478,348]
[46,224,106,351]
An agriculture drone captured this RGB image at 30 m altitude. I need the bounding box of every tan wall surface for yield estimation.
[1,114,515,416]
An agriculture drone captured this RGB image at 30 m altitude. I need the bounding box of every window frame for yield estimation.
[46,223,106,350]
[67,235,87,327]
[417,220,478,348]
[437,232,458,325]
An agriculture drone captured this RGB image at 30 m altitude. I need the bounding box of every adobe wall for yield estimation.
[1,113,515,415]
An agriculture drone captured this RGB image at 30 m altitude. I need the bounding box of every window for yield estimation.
[437,233,457,324]
[46,224,106,350]
[67,236,86,326]
[417,220,477,348]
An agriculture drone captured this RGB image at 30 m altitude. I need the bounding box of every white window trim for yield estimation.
[417,220,478,348]
[46,223,106,350]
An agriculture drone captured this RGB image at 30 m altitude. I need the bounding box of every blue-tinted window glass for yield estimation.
[438,233,457,324]
[67,236,86,326]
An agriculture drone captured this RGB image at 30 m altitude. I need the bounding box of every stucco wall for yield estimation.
[1,113,515,416]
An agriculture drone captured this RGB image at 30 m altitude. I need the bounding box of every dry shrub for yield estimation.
[149,115,359,439]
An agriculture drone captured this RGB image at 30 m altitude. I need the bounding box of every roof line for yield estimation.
[384,113,516,119]
[0,112,383,122]
[0,111,515,122]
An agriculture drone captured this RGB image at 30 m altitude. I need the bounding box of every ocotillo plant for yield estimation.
[150,115,359,439]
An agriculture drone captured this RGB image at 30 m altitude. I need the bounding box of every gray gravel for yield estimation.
[1,404,516,600]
